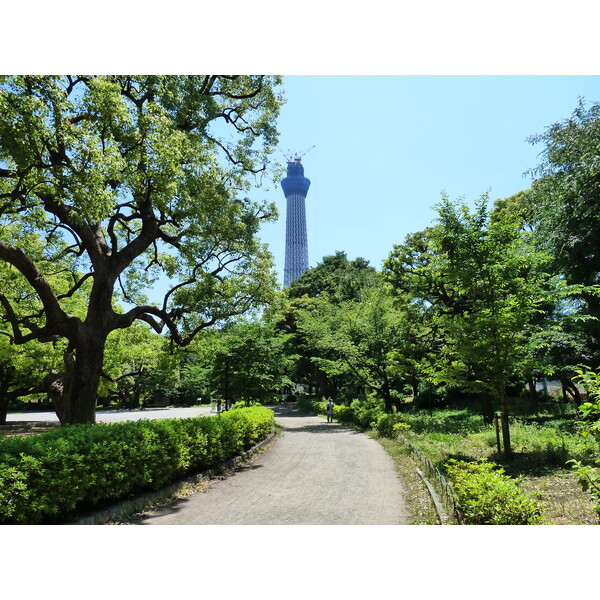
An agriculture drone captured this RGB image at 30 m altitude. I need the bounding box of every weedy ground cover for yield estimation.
[390,400,599,524]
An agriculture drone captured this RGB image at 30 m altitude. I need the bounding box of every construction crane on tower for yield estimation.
[280,145,315,163]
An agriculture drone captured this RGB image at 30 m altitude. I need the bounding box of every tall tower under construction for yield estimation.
[281,156,311,287]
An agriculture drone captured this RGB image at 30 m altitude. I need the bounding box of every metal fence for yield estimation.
[398,434,464,524]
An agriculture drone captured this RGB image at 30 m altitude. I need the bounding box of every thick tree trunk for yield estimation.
[560,377,581,408]
[0,365,15,424]
[382,385,394,413]
[0,387,30,424]
[58,335,106,425]
[0,394,8,425]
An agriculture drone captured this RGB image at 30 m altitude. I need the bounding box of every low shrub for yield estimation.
[495,419,600,465]
[401,409,487,436]
[0,406,274,525]
[334,404,355,424]
[373,413,410,437]
[297,396,382,428]
[445,459,544,524]
[350,399,384,430]
[230,400,263,410]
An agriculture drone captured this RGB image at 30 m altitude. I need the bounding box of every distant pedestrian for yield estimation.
[326,397,334,423]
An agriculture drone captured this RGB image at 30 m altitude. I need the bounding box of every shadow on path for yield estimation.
[269,404,361,435]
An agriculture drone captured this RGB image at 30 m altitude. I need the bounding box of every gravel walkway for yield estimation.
[132,406,410,525]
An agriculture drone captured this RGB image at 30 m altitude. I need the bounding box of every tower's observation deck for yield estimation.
[282,158,311,287]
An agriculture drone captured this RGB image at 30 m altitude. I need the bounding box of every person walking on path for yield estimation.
[326,397,335,423]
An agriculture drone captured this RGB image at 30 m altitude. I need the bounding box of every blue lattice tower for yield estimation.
[281,158,311,287]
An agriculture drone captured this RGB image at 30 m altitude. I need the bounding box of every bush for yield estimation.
[349,398,385,429]
[567,367,600,516]
[373,413,410,437]
[495,419,600,465]
[0,407,274,524]
[445,459,544,524]
[334,404,356,424]
[401,409,487,436]
[296,395,412,435]
[230,400,263,410]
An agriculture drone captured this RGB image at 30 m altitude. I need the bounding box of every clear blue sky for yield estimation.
[258,75,600,286]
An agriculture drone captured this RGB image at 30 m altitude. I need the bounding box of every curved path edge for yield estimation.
[68,429,278,525]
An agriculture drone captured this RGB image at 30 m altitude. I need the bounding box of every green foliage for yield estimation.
[427,195,559,399]
[567,366,600,516]
[296,395,401,433]
[495,419,598,466]
[0,75,283,424]
[400,408,487,436]
[101,324,170,407]
[206,319,295,406]
[445,459,544,524]
[372,412,410,437]
[398,405,599,466]
[528,100,600,285]
[286,251,378,303]
[230,400,262,409]
[348,397,386,429]
[0,407,274,524]
[528,99,600,364]
[274,253,382,401]
[384,193,588,455]
[295,283,419,412]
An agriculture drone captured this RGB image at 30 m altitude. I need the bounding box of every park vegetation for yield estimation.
[0,75,283,425]
[2,78,600,522]
[0,405,274,524]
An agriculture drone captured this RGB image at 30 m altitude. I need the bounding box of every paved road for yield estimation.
[5,406,214,423]
[131,406,410,525]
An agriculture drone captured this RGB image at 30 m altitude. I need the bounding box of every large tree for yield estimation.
[206,319,294,407]
[277,252,379,397]
[286,250,377,303]
[528,99,600,362]
[0,75,282,424]
[386,194,577,456]
[295,284,419,412]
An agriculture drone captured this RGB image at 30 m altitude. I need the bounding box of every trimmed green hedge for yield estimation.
[0,406,274,524]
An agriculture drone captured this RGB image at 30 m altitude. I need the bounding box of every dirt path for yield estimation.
[131,406,410,525]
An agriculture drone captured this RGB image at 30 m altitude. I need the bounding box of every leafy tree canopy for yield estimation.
[528,99,600,288]
[0,75,283,424]
[286,250,377,303]
[526,99,600,363]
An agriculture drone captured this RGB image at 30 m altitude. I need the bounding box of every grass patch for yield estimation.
[375,434,441,525]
